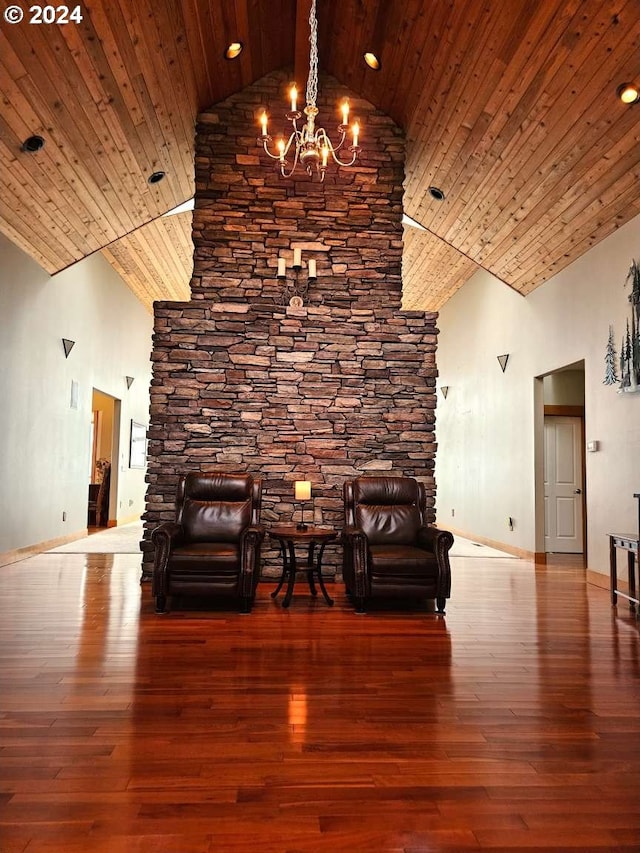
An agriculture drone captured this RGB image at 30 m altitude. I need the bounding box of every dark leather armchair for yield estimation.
[342,476,453,614]
[151,473,265,614]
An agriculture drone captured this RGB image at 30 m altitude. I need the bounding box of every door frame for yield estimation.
[534,373,587,565]
[90,389,121,528]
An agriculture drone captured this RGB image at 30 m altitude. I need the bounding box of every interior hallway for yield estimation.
[1,539,639,852]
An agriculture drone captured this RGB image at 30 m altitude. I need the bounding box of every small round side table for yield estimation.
[268,525,337,608]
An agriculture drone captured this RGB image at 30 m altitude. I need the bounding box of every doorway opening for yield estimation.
[535,361,586,564]
[88,389,119,529]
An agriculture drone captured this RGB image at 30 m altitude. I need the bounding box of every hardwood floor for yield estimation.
[1,550,639,852]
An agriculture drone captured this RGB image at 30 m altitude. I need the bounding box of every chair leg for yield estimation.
[436,597,446,614]
[155,594,167,614]
[241,597,252,614]
[354,597,366,614]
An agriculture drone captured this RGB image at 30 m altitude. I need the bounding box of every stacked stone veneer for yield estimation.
[142,70,440,578]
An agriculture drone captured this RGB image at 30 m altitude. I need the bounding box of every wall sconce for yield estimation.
[277,251,318,307]
[440,386,449,399]
[497,354,509,373]
[294,480,312,531]
[125,376,134,389]
[62,338,75,358]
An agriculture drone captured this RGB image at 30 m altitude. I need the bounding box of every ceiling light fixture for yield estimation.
[147,171,165,184]
[225,42,243,60]
[257,0,360,181]
[21,135,45,153]
[617,82,639,104]
[428,186,446,201]
[363,52,381,70]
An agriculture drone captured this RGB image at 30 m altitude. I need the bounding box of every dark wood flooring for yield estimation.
[1,549,639,852]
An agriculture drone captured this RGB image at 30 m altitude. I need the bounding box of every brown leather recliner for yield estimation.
[151,473,265,614]
[342,476,454,614]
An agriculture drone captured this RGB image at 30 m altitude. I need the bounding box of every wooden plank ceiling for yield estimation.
[1,0,639,313]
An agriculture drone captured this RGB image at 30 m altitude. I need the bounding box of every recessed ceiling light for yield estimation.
[148,171,166,184]
[363,52,381,70]
[617,82,639,104]
[21,135,45,153]
[428,186,446,201]
[225,42,243,60]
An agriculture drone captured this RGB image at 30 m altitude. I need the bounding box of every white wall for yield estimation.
[436,214,640,576]
[0,234,153,555]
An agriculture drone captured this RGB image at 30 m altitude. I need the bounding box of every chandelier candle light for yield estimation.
[257,0,360,180]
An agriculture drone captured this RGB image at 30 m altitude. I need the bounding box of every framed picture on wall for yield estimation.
[129,420,147,469]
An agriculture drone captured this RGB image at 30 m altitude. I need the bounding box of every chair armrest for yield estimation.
[151,521,184,548]
[239,524,266,596]
[151,522,184,595]
[417,525,454,553]
[342,525,367,546]
[417,526,454,599]
[341,526,369,599]
[240,523,266,552]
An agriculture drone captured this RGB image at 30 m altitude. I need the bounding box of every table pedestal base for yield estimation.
[269,527,336,608]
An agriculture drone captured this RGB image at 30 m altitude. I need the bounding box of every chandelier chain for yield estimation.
[306,0,318,107]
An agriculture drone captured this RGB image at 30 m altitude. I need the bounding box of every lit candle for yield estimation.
[290,85,298,112]
[277,138,285,162]
[260,111,268,136]
[277,257,286,277]
[308,259,317,278]
[321,146,329,168]
[352,121,360,147]
[341,99,350,125]
[293,248,302,268]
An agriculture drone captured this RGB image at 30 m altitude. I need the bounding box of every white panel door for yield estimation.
[544,416,584,553]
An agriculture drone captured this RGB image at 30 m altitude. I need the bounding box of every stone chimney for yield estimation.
[142,70,439,578]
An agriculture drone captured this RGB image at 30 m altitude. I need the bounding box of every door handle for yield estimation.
[574,488,582,494]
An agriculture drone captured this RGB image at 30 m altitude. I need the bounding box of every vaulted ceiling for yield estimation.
[1,0,639,313]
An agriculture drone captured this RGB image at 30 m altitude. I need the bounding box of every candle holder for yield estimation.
[276,252,317,307]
